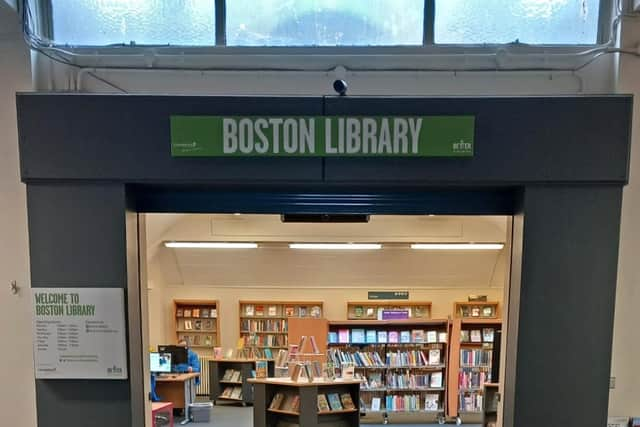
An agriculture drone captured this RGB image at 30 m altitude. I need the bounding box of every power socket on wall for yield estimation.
[610,376,616,389]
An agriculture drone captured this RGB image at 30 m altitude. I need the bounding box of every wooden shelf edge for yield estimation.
[318,409,358,415]
[267,408,300,416]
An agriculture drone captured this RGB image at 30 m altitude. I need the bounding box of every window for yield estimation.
[51,0,216,46]
[44,0,604,47]
[226,0,424,46]
[434,0,601,45]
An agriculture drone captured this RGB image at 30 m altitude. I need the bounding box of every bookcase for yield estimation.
[328,319,449,424]
[250,378,361,427]
[447,318,501,422]
[482,383,499,427]
[174,299,220,350]
[453,301,499,319]
[346,301,432,320]
[209,359,275,406]
[239,301,324,358]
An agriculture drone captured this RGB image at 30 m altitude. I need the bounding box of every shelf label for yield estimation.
[368,291,409,300]
[170,116,474,157]
[32,288,128,379]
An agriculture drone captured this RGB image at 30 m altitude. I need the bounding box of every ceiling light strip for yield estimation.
[410,243,504,250]
[289,243,382,250]
[164,242,258,249]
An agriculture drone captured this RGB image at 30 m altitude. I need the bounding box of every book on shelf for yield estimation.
[204,335,213,346]
[210,308,217,318]
[201,308,210,318]
[303,363,315,382]
[230,386,242,400]
[414,306,427,318]
[176,308,184,317]
[225,348,234,359]
[482,306,495,317]
[366,307,375,318]
[270,392,285,410]
[183,309,192,318]
[317,394,331,412]
[388,331,399,343]
[327,393,343,411]
[483,328,495,342]
[244,304,255,316]
[424,394,439,411]
[275,349,289,367]
[411,329,425,343]
[291,395,301,412]
[366,330,377,344]
[193,308,201,318]
[438,332,448,343]
[310,305,322,318]
[204,319,213,330]
[400,330,411,343]
[340,393,356,410]
[214,347,223,359]
[193,335,201,345]
[354,305,364,318]
[222,369,234,381]
[351,329,366,344]
[285,306,294,316]
[328,332,338,344]
[310,336,319,353]
[255,360,268,379]
[460,330,470,342]
[299,306,307,317]
[429,349,441,365]
[264,348,273,359]
[426,330,438,343]
[255,305,265,316]
[430,371,443,388]
[377,331,388,343]
[230,370,241,382]
[194,320,202,330]
[268,305,278,316]
[470,330,482,343]
[338,329,350,344]
[382,309,409,320]
[280,394,295,411]
[371,397,382,412]
[184,320,193,330]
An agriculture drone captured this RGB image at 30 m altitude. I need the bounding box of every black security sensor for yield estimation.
[333,79,348,96]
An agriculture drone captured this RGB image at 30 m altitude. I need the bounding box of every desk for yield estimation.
[152,402,174,427]
[155,373,200,425]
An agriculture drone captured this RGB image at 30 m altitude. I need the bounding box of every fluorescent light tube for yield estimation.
[411,243,504,250]
[289,243,382,250]
[164,242,258,249]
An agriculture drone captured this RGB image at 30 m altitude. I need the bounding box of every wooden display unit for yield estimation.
[453,301,500,319]
[328,319,449,424]
[239,301,324,358]
[209,359,275,406]
[448,318,502,422]
[250,378,361,427]
[482,383,500,427]
[346,301,432,320]
[173,299,219,349]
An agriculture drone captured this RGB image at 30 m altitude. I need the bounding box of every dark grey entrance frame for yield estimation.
[17,94,632,427]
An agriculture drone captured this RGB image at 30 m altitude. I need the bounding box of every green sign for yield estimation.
[170,116,474,157]
[368,291,410,300]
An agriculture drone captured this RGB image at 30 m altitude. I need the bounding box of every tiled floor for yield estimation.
[165,404,482,426]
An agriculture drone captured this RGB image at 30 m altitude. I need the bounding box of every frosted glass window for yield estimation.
[51,0,216,46]
[435,0,600,45]
[226,0,424,46]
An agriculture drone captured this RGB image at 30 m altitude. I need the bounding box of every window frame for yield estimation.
[37,0,612,49]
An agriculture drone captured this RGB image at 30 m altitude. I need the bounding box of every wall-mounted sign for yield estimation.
[368,291,410,300]
[32,288,128,379]
[170,116,474,157]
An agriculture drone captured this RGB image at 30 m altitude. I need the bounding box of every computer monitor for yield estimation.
[157,345,188,367]
[150,352,172,373]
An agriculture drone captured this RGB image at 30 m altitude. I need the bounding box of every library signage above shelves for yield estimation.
[170,116,474,157]
[368,291,410,300]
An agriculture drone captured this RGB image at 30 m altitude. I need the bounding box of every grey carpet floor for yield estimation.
[170,403,482,427]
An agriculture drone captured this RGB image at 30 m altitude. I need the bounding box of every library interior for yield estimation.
[144,213,511,427]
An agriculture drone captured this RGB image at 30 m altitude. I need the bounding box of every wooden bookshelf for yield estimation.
[238,301,323,358]
[327,319,449,424]
[346,301,432,320]
[448,318,502,421]
[173,299,219,350]
[453,301,500,319]
[210,359,275,406]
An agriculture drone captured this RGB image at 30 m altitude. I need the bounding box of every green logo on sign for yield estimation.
[170,116,474,157]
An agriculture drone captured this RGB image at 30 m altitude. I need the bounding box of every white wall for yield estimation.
[0,4,36,427]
